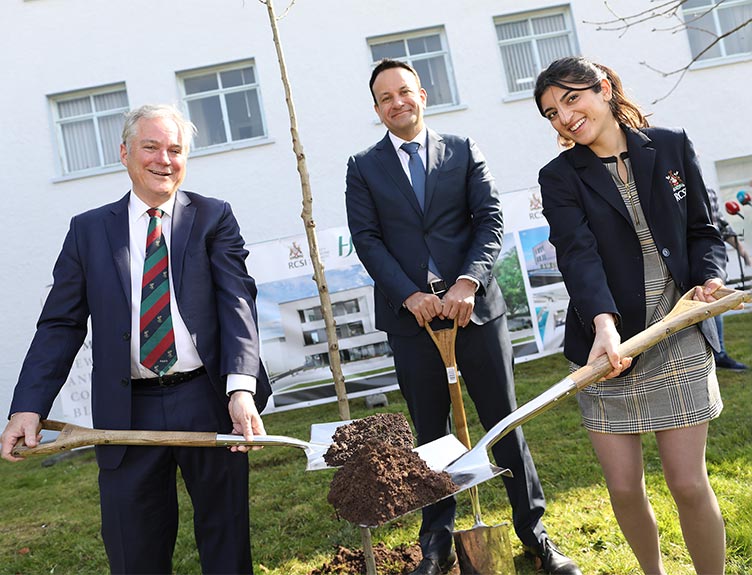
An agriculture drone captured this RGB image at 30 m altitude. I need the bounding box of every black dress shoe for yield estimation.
[525,537,582,575]
[408,551,457,575]
[715,352,748,371]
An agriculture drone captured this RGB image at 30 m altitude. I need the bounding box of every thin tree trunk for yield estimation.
[262,0,350,422]
[261,3,377,571]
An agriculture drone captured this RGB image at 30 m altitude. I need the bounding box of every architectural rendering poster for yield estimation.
[51,187,570,419]
[255,186,569,413]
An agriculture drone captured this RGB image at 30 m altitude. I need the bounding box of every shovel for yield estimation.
[370,285,750,525]
[12,419,349,471]
[426,319,515,575]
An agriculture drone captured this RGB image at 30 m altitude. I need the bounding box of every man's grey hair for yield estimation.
[121,104,197,152]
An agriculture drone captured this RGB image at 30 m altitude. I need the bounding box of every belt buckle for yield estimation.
[429,279,447,297]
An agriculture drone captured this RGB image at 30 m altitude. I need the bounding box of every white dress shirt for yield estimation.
[128,193,255,395]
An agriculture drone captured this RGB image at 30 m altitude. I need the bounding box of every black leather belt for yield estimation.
[131,366,207,388]
[427,279,448,297]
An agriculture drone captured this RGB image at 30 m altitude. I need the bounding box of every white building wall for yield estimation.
[0,0,750,415]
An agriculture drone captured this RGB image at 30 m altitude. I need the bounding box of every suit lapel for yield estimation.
[170,190,195,295]
[424,128,445,215]
[374,132,423,217]
[105,193,131,305]
[626,128,656,225]
[571,143,632,224]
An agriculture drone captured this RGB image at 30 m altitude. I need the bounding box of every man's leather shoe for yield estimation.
[408,551,457,575]
[525,537,582,575]
[715,352,748,371]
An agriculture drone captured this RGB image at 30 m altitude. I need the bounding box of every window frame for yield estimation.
[367,27,461,111]
[50,84,129,178]
[494,6,579,100]
[682,0,752,66]
[177,60,269,152]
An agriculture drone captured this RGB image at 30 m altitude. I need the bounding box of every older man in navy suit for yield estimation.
[1,104,270,575]
[345,59,581,575]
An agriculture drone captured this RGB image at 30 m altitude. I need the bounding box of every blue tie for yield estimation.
[401,141,440,278]
[401,141,426,210]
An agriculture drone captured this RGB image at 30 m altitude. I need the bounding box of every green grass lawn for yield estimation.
[1,313,749,574]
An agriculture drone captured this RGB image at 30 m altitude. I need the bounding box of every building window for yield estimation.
[495,8,578,95]
[51,85,129,175]
[682,0,752,62]
[298,298,361,324]
[179,61,266,149]
[305,341,392,367]
[303,321,366,346]
[369,28,458,108]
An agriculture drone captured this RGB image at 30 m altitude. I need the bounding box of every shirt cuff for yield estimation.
[457,275,480,293]
[226,374,257,396]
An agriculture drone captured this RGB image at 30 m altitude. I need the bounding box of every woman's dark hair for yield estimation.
[534,56,649,137]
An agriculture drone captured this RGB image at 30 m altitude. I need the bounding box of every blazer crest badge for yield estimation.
[665,170,686,202]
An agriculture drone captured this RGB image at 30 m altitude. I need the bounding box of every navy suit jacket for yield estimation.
[539,126,726,366]
[10,190,270,469]
[346,128,507,336]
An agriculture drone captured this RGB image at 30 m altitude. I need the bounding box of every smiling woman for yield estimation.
[533,56,729,575]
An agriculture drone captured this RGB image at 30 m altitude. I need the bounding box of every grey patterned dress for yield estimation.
[575,153,723,434]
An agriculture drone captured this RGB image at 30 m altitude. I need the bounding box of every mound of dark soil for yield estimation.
[307,543,419,575]
[324,412,414,467]
[327,440,458,527]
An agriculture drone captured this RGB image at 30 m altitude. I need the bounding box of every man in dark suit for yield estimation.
[345,59,580,575]
[0,104,271,575]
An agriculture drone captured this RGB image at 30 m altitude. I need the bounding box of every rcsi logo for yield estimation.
[529,190,544,220]
[288,241,308,269]
[665,170,686,202]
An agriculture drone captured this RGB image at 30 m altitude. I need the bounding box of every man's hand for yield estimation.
[439,278,476,327]
[1,412,41,462]
[589,313,632,380]
[227,392,266,453]
[404,291,443,327]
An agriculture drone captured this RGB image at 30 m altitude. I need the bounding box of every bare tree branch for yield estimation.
[643,15,752,103]
[586,0,687,33]
[585,0,752,103]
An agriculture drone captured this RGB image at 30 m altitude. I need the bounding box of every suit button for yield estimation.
[420,263,427,269]
[123,332,131,341]
[120,378,129,387]
[661,248,671,257]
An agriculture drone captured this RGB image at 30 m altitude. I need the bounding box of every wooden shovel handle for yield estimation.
[470,286,751,457]
[12,420,218,458]
[425,318,484,523]
[426,319,472,449]
[568,286,749,392]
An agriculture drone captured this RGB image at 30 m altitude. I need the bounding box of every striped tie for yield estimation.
[140,208,177,376]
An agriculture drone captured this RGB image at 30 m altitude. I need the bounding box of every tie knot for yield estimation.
[401,142,420,156]
[147,208,164,219]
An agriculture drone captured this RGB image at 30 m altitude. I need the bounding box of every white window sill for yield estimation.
[689,53,752,71]
[502,91,534,104]
[52,163,125,184]
[372,103,469,125]
[190,136,275,158]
